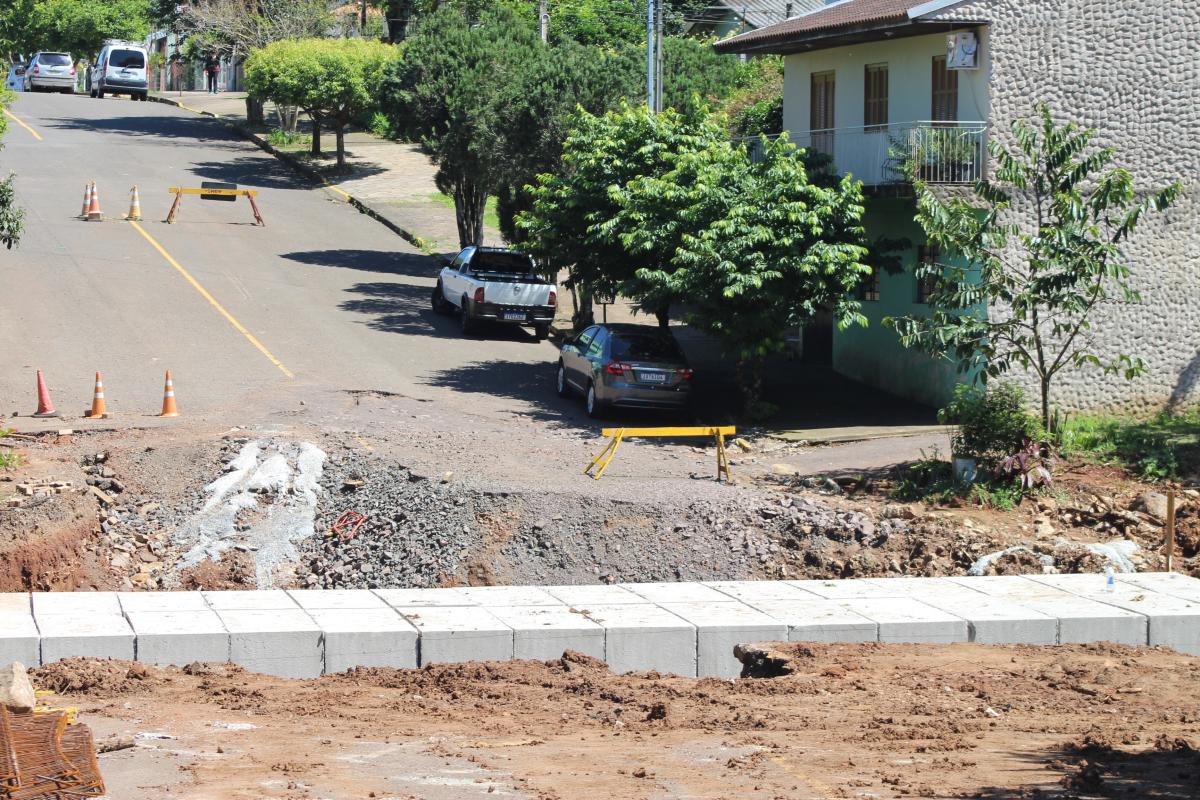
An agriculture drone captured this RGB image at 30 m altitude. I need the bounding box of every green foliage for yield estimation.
[892,448,1027,510]
[7,0,151,58]
[1059,412,1200,481]
[0,91,23,250]
[884,104,1183,428]
[246,38,400,169]
[0,429,20,470]
[266,127,308,148]
[939,384,1045,464]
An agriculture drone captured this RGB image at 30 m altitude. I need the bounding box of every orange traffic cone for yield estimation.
[80,182,92,219]
[86,182,103,221]
[84,372,107,419]
[124,186,141,221]
[159,370,179,417]
[32,370,58,418]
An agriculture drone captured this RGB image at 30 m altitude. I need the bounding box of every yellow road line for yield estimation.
[128,220,295,379]
[3,108,42,141]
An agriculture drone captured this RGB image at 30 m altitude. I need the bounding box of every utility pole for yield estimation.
[654,0,663,112]
[646,0,656,111]
[539,0,548,42]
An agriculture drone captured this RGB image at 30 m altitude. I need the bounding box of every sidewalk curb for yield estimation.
[147,93,439,258]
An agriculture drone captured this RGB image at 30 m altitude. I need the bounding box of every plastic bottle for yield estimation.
[1105,566,1115,592]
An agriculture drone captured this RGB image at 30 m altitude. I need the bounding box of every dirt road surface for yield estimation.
[34,643,1199,800]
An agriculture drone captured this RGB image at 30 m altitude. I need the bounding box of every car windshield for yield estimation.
[610,334,684,362]
[471,251,534,274]
[110,50,144,68]
[39,53,71,66]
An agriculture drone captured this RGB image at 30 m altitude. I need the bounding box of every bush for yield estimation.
[1059,411,1200,480]
[939,384,1044,464]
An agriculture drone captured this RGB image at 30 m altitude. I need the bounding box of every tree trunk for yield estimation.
[245,96,265,126]
[311,113,322,156]
[655,303,670,330]
[453,178,486,248]
[1040,375,1051,431]
[276,104,298,134]
[335,124,346,171]
[737,355,764,416]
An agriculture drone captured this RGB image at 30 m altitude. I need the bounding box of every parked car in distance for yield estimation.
[5,63,26,91]
[557,323,693,418]
[431,246,556,339]
[88,41,148,100]
[22,52,75,94]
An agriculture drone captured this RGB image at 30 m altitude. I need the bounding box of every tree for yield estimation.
[884,105,1182,427]
[0,0,150,61]
[246,38,398,168]
[0,92,24,250]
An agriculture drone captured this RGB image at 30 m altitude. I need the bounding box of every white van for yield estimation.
[88,41,149,100]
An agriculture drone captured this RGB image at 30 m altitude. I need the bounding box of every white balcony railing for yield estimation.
[740,121,988,186]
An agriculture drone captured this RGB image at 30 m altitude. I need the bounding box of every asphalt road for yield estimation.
[0,92,563,424]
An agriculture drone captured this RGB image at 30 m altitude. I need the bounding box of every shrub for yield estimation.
[939,384,1044,465]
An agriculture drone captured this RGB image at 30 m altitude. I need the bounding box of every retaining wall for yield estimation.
[0,573,1196,679]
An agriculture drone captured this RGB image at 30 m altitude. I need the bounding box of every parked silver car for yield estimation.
[23,52,75,93]
[556,323,693,418]
[5,63,26,92]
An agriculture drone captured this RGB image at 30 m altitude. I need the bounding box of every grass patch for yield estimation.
[267,128,311,149]
[430,192,500,231]
[0,429,21,470]
[892,448,1027,510]
[1058,412,1200,480]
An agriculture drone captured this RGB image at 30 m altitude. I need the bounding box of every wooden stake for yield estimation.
[1165,488,1176,572]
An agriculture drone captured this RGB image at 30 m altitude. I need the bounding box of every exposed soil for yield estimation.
[37,643,1200,799]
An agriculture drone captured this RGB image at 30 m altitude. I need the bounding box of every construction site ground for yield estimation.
[33,642,1200,800]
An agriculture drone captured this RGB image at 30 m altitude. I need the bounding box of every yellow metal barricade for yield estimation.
[585,426,735,482]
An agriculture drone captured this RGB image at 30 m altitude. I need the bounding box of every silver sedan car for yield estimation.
[556,323,694,418]
[24,52,76,94]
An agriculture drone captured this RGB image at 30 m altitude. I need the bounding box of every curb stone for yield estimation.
[147,93,439,257]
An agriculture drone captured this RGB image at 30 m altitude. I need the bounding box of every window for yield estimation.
[864,64,888,131]
[810,70,835,156]
[110,50,146,69]
[587,328,608,358]
[931,56,958,122]
[38,53,71,66]
[611,334,684,362]
[857,266,880,302]
[916,244,940,304]
[575,326,598,350]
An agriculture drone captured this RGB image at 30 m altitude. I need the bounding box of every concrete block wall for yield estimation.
[0,574,1195,678]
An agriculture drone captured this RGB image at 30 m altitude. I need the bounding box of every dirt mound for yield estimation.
[31,659,163,695]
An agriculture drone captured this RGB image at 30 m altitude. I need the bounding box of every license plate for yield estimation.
[639,371,668,384]
[503,311,525,321]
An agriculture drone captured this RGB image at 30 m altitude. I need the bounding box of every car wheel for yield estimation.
[430,283,451,315]
[534,323,550,341]
[459,297,478,335]
[556,362,571,398]
[586,382,605,419]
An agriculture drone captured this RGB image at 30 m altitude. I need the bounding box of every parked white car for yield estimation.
[22,52,75,93]
[87,41,148,100]
[5,63,26,91]
[431,247,557,339]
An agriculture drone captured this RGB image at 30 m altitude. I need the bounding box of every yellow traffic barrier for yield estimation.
[585,426,736,482]
[165,186,265,226]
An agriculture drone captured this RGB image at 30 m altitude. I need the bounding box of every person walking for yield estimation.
[204,59,220,94]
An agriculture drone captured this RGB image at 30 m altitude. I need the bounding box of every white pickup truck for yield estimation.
[431,247,557,339]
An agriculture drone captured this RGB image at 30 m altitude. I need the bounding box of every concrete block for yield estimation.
[215,609,323,679]
[578,604,696,676]
[32,592,122,617]
[486,606,604,661]
[307,608,419,672]
[287,590,390,611]
[840,599,969,643]
[1027,574,1200,655]
[456,586,563,606]
[864,578,1058,644]
[373,587,477,608]
[202,590,299,612]
[118,591,210,614]
[620,582,735,604]
[947,576,1148,645]
[544,584,652,606]
[0,612,40,666]
[395,606,513,665]
[656,602,787,678]
[749,600,877,643]
[126,610,229,666]
[0,594,30,613]
[704,581,823,603]
[1119,572,1200,603]
[37,614,135,663]
[787,579,907,599]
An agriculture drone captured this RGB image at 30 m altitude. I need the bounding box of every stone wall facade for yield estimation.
[930,0,1200,415]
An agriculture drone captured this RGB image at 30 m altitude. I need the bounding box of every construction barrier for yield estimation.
[585,426,735,482]
[165,185,264,226]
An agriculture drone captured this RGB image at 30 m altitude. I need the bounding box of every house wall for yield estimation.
[923,0,1200,415]
[781,30,990,135]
